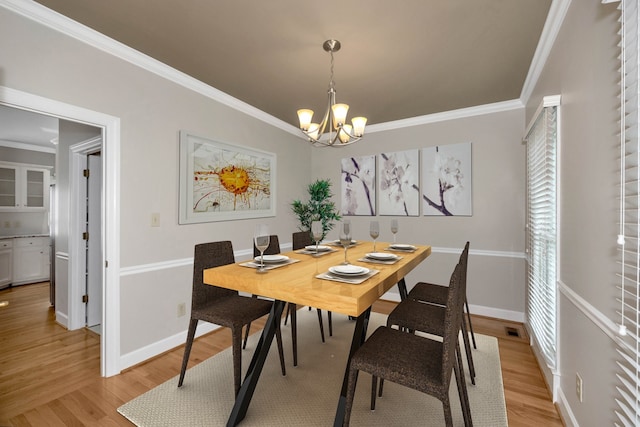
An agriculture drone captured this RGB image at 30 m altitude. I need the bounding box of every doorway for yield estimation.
[1,86,121,377]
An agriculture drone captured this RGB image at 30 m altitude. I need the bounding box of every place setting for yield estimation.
[295,221,338,256]
[316,220,379,284]
[240,225,300,272]
[383,219,418,252]
[356,220,403,264]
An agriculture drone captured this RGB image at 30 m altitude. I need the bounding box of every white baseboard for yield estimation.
[556,385,579,427]
[381,291,524,322]
[119,322,220,371]
[55,310,68,328]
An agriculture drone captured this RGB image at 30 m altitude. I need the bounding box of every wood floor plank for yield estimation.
[0,283,564,426]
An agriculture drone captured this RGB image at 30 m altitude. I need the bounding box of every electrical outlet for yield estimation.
[151,213,160,227]
[576,372,583,402]
[3,221,9,228]
[13,221,20,228]
[177,302,186,317]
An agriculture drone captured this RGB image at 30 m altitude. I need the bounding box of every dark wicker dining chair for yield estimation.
[408,241,477,349]
[400,241,475,382]
[178,241,286,397]
[374,242,474,408]
[343,263,472,427]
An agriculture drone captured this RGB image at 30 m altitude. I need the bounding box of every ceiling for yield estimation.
[2,0,552,149]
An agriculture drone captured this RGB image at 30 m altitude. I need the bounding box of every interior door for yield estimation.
[86,152,102,328]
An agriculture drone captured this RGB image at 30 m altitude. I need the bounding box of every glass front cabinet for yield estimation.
[0,163,50,211]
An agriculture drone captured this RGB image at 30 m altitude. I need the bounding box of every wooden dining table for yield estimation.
[203,240,431,426]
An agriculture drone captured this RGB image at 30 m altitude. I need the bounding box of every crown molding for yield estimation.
[2,0,546,139]
[0,0,299,137]
[366,99,524,134]
[0,139,56,154]
[520,0,572,105]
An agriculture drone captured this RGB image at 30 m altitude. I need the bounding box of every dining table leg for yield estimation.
[227,299,286,427]
[333,306,372,427]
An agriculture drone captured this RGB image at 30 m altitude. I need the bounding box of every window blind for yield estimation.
[616,0,640,425]
[525,102,558,371]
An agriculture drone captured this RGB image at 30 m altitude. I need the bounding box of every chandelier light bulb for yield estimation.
[307,123,320,141]
[339,124,353,143]
[332,103,349,129]
[297,109,314,131]
[352,117,367,137]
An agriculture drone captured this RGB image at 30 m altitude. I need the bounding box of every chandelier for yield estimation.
[297,39,367,147]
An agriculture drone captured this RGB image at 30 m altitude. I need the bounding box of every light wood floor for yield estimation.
[0,283,564,426]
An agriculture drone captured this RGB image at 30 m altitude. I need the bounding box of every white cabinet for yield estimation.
[12,237,50,285]
[0,239,12,288]
[0,162,50,211]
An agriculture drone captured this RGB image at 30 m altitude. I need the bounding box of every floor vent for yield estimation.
[505,327,520,338]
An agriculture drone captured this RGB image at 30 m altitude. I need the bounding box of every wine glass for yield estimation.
[390,219,398,244]
[369,221,379,251]
[339,221,352,265]
[254,224,270,273]
[311,221,323,254]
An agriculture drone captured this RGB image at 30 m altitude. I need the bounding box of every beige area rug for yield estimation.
[118,309,507,426]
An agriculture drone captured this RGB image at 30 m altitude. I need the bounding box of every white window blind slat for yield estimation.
[525,101,558,370]
[616,1,640,425]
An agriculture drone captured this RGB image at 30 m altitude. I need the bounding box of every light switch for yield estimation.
[151,213,160,227]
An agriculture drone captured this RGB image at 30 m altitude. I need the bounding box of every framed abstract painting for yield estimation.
[378,149,420,216]
[179,131,276,224]
[341,155,376,216]
[421,142,472,216]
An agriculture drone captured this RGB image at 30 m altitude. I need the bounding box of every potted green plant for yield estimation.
[291,179,341,241]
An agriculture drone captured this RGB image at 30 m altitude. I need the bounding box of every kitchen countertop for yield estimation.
[0,234,50,240]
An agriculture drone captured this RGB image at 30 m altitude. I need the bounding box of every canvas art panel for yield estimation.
[421,142,472,216]
[179,131,276,223]
[378,149,420,216]
[341,155,376,216]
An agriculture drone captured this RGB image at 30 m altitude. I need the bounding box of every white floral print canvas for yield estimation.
[422,142,472,216]
[378,149,420,216]
[341,155,376,216]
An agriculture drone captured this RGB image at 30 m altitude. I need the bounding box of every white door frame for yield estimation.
[0,85,121,377]
[68,137,102,330]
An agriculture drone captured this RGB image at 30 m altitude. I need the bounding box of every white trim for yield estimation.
[119,244,524,277]
[119,322,220,371]
[558,280,620,342]
[0,0,297,138]
[520,0,573,104]
[556,382,579,427]
[120,244,294,277]
[55,310,68,328]
[0,85,122,378]
[432,246,526,259]
[0,0,529,140]
[0,139,56,154]
[68,137,102,332]
[367,99,524,134]
[525,95,562,137]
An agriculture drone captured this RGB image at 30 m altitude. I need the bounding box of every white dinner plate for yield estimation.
[304,245,332,252]
[366,252,398,261]
[332,240,357,245]
[389,244,416,250]
[254,254,289,263]
[329,265,369,276]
